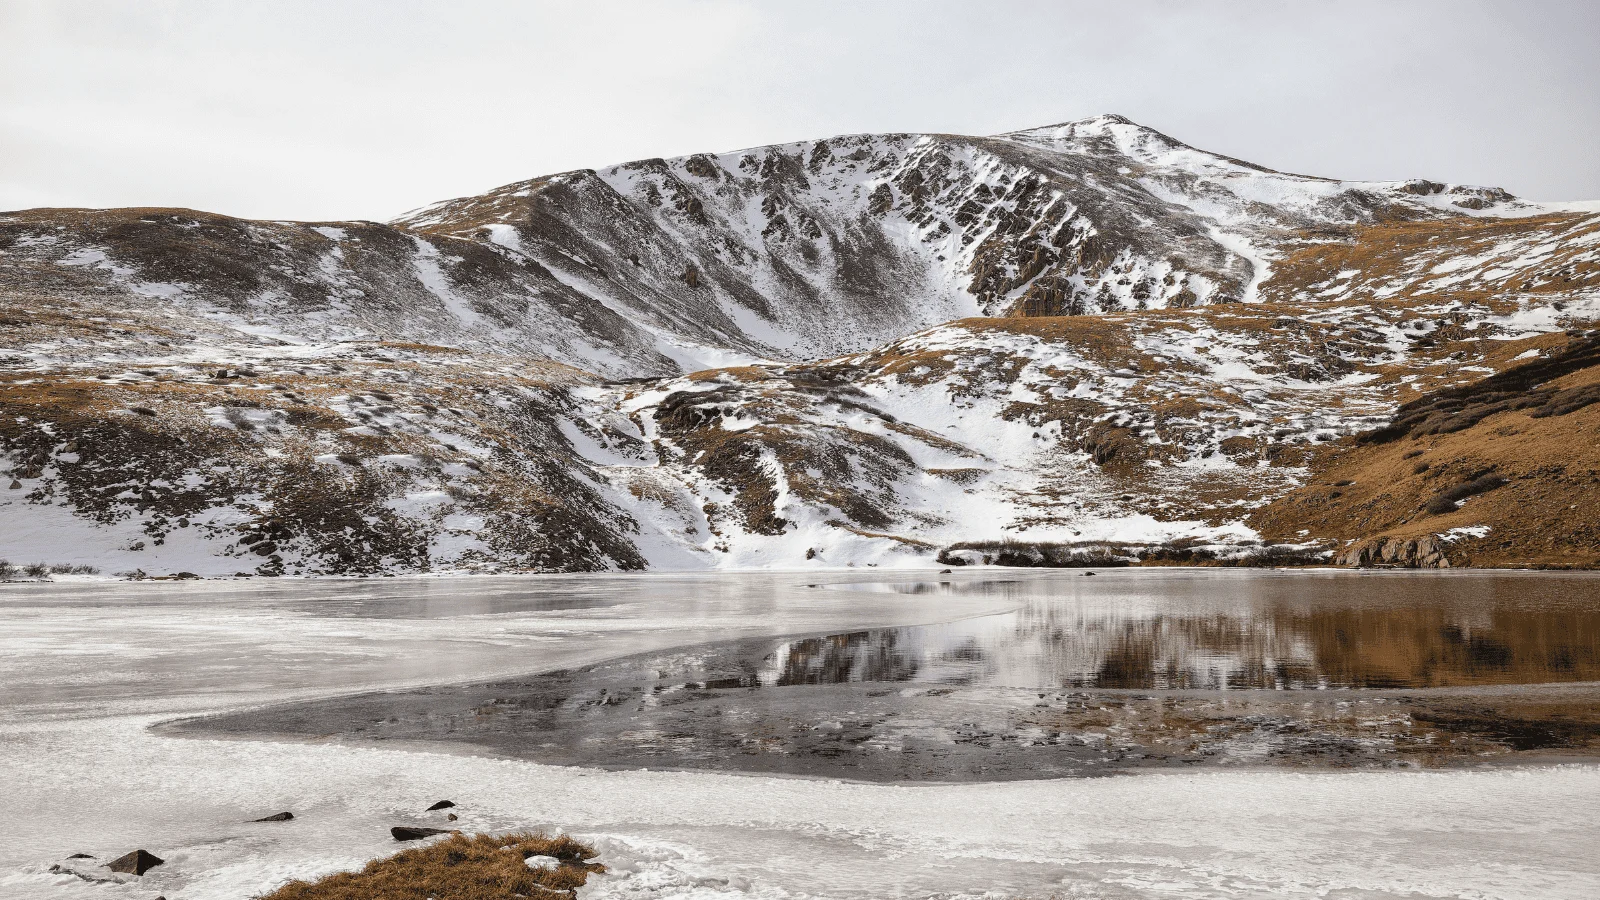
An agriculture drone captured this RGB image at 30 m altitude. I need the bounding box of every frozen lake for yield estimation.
[5,569,1600,898]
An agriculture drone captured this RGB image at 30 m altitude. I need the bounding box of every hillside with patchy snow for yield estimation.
[2,115,1598,576]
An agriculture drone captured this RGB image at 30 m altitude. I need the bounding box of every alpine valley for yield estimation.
[4,114,1599,576]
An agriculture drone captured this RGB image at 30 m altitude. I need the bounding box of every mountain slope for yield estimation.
[400,114,1537,362]
[1251,331,1600,568]
[1,114,1596,576]
[4,116,1543,379]
[0,207,682,377]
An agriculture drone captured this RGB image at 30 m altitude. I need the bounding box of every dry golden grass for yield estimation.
[257,831,603,900]
[1251,343,1600,567]
[685,365,774,383]
[1261,213,1600,305]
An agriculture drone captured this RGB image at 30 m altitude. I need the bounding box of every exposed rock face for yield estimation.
[1361,333,1600,443]
[1335,535,1452,568]
[1,114,1596,573]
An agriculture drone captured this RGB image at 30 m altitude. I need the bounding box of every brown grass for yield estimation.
[1250,335,1600,567]
[1260,213,1600,308]
[256,831,603,900]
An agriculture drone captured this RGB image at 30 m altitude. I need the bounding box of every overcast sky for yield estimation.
[2,0,1596,221]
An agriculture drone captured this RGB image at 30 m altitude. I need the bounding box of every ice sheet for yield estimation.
[3,571,1598,900]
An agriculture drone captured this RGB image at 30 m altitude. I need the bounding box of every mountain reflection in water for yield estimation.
[769,576,1600,689]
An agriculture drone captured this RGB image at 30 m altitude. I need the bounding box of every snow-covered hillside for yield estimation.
[3,115,1598,575]
[401,114,1541,364]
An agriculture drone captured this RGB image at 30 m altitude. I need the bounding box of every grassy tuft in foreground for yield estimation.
[257,831,603,900]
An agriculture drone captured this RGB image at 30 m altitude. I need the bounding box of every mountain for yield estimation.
[2,115,1596,576]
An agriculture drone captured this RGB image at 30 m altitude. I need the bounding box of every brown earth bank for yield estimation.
[1251,330,1600,569]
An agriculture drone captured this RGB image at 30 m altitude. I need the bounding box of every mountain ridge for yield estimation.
[2,114,1597,576]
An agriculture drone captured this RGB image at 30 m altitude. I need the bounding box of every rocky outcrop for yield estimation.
[1361,333,1600,444]
[1335,535,1452,568]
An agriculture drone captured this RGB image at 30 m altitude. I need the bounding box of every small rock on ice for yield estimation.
[391,826,450,841]
[106,849,163,875]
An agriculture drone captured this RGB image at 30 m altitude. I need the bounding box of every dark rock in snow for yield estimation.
[106,849,164,875]
[48,864,118,884]
[391,826,451,841]
[446,813,458,821]
[254,811,294,822]
[66,853,93,859]
[426,799,456,811]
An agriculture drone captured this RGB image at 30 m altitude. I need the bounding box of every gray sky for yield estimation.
[2,0,1596,222]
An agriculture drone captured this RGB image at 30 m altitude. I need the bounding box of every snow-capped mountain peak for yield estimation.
[998,112,1281,175]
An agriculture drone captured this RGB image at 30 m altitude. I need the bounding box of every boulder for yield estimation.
[106,849,164,875]
[254,811,294,822]
[426,800,456,811]
[391,826,450,841]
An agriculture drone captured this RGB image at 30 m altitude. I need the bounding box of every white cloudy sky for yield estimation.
[2,0,1596,221]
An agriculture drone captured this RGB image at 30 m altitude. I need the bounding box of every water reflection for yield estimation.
[775,577,1600,689]
[169,571,1600,780]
